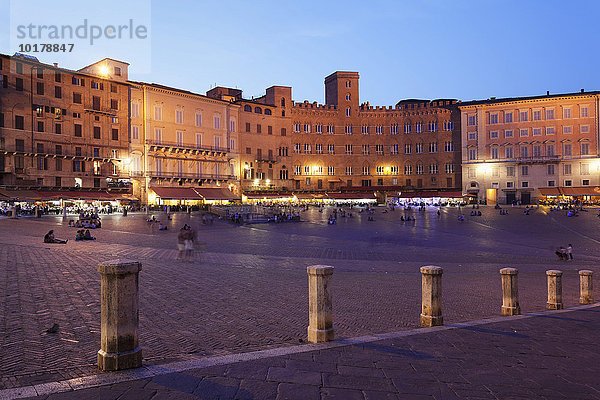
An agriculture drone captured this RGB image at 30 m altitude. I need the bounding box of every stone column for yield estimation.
[97,260,142,371]
[420,266,443,327]
[546,270,563,310]
[307,265,334,343]
[579,270,594,304]
[500,268,520,316]
[62,207,67,218]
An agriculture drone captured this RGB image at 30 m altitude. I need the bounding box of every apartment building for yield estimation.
[0,53,130,192]
[290,72,462,197]
[207,86,293,195]
[129,82,240,204]
[459,91,600,204]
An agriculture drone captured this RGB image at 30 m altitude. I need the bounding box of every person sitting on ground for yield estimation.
[68,220,75,227]
[44,230,68,244]
[158,222,168,231]
[477,211,482,216]
[75,230,85,241]
[83,229,96,240]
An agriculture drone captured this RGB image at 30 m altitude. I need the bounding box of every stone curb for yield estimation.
[0,302,597,400]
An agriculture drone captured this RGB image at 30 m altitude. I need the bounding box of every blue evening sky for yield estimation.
[1,0,598,106]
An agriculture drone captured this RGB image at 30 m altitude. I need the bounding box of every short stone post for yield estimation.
[10,206,17,219]
[500,268,520,316]
[307,265,334,343]
[97,260,142,371]
[420,266,443,327]
[546,270,563,310]
[579,270,594,304]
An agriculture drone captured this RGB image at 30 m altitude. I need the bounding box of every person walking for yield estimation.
[567,244,573,260]
[177,226,187,260]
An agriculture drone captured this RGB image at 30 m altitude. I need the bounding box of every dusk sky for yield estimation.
[2,0,599,106]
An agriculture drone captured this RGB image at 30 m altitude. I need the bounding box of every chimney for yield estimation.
[53,63,58,67]
[581,88,584,93]
[546,91,550,96]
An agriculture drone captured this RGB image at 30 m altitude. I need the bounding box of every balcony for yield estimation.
[255,156,278,164]
[516,155,560,164]
[146,170,236,181]
[0,143,116,162]
[145,140,229,156]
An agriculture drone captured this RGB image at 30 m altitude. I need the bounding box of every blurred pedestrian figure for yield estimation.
[567,244,573,260]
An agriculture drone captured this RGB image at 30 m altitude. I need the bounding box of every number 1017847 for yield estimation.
[18,43,74,52]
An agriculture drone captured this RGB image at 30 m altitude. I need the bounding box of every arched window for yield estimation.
[264,109,272,115]
[254,107,262,114]
[281,98,286,107]
[244,105,251,112]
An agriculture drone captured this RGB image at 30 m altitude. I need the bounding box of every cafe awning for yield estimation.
[560,187,600,196]
[326,192,377,199]
[538,187,561,196]
[194,188,239,201]
[150,187,203,200]
[0,189,42,201]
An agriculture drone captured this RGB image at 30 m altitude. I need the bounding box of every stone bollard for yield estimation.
[307,265,334,343]
[11,206,17,219]
[546,270,563,310]
[97,260,142,371]
[579,270,594,304]
[420,266,443,327]
[500,268,520,316]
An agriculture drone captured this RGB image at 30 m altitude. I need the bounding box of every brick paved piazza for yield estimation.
[1,205,599,389]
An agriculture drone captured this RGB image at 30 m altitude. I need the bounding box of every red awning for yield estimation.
[560,187,600,196]
[194,188,239,201]
[150,187,203,200]
[244,193,293,199]
[327,192,376,199]
[538,187,561,196]
[37,191,117,200]
[0,189,42,201]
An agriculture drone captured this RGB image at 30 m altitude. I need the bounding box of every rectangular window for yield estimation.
[565,180,572,187]
[563,164,572,175]
[416,164,424,175]
[345,144,353,154]
[362,166,370,175]
[532,128,542,136]
[405,165,412,175]
[416,143,424,153]
[468,148,476,160]
[563,108,572,119]
[491,147,499,159]
[504,130,513,138]
[176,131,184,146]
[55,158,62,171]
[315,144,323,154]
[581,163,590,175]
[327,144,335,154]
[131,126,140,140]
[214,116,221,129]
[405,144,412,154]
[154,106,162,121]
[546,144,555,156]
[73,93,82,104]
[428,142,438,153]
[362,145,369,155]
[546,109,554,120]
[328,166,335,176]
[16,77,23,91]
[257,124,262,134]
[521,181,529,188]
[545,126,555,135]
[196,134,202,147]
[489,114,498,124]
[581,125,590,133]
[583,179,590,186]
[54,123,62,134]
[281,128,287,136]
[111,129,119,140]
[519,128,528,137]
[490,131,499,139]
[54,86,62,99]
[93,147,100,157]
[15,115,24,130]
[506,166,515,177]
[444,141,454,152]
[563,126,572,134]
[304,144,312,154]
[37,82,44,95]
[533,110,541,121]
[521,165,529,176]
[505,146,514,158]
[563,144,572,156]
[581,106,589,118]
[445,163,455,174]
[110,99,118,110]
[519,111,528,122]
[547,165,555,175]
[467,115,476,126]
[581,142,590,155]
[37,121,44,132]
[92,126,100,139]
[345,166,353,175]
[504,112,513,123]
[176,110,183,124]
[390,144,399,155]
[533,145,542,157]
[74,123,82,137]
[520,145,528,158]
[376,144,384,155]
[54,71,61,82]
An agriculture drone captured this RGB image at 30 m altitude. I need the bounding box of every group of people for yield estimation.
[555,244,574,260]
[75,229,96,241]
[43,230,68,244]
[177,224,196,261]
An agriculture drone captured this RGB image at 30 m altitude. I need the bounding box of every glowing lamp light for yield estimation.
[98,65,110,76]
[265,179,271,185]
[254,179,260,185]
[478,164,491,174]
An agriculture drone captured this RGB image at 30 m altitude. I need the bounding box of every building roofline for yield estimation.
[79,57,130,71]
[459,91,600,107]
[129,81,239,105]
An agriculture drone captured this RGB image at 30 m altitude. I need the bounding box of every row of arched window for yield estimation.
[243,104,272,115]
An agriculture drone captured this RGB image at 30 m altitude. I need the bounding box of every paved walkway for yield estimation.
[3,304,599,399]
